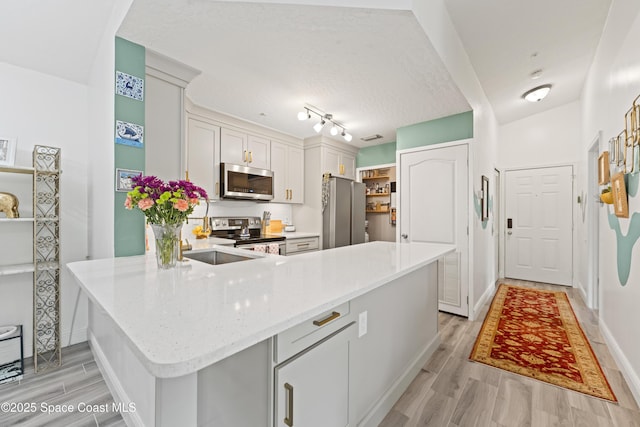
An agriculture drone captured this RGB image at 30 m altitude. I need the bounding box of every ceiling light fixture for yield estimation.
[297,108,311,120]
[522,84,552,102]
[313,118,326,133]
[298,106,353,142]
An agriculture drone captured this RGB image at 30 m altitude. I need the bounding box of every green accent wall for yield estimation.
[396,111,473,151]
[114,37,145,257]
[356,142,397,168]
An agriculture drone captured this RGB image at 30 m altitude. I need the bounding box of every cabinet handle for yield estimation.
[215,182,219,196]
[249,151,253,163]
[284,383,294,427]
[296,243,310,248]
[289,189,293,200]
[244,150,248,162]
[313,311,340,327]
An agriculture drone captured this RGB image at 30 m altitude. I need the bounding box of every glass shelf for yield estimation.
[0,218,35,223]
[0,263,34,276]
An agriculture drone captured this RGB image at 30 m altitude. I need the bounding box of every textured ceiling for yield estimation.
[118,1,470,146]
[445,0,611,124]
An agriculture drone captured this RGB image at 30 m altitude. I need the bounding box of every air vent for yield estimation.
[360,134,383,142]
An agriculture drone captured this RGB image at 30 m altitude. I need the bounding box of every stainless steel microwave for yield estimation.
[220,163,274,201]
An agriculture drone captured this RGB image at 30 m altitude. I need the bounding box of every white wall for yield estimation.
[498,101,581,169]
[0,62,90,355]
[579,0,640,404]
[412,0,500,319]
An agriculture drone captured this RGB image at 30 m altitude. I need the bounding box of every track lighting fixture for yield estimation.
[297,105,352,142]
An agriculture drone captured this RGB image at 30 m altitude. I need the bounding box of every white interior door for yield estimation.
[400,144,469,317]
[505,166,573,285]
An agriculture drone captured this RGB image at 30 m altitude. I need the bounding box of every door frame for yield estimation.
[502,162,576,286]
[493,168,501,282]
[586,132,602,310]
[396,138,474,319]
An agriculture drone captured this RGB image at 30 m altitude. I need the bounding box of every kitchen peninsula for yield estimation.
[67,241,454,427]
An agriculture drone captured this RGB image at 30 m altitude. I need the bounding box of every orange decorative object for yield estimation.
[470,284,617,402]
[600,191,613,204]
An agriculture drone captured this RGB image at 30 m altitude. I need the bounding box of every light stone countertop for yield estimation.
[66,241,454,378]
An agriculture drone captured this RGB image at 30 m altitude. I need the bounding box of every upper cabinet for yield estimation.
[323,146,356,180]
[187,117,220,200]
[271,141,304,204]
[220,128,270,169]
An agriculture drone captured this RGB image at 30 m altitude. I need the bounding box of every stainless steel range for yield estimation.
[209,216,286,254]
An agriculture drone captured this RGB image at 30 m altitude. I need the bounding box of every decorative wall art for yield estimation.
[115,71,144,101]
[0,137,17,166]
[115,168,142,192]
[611,172,628,218]
[481,175,489,221]
[598,151,610,185]
[115,120,144,148]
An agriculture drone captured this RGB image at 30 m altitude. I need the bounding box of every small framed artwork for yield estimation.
[611,172,629,218]
[0,137,17,166]
[598,151,610,185]
[481,175,489,221]
[115,120,144,148]
[115,168,142,192]
[115,71,144,101]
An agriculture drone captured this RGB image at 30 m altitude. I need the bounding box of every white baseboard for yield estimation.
[473,282,496,320]
[357,334,441,427]
[599,319,640,407]
[89,331,145,427]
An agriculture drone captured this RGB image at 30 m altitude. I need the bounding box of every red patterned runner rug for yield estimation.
[469,284,617,401]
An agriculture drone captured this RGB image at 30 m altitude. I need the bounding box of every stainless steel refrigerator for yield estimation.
[323,177,366,249]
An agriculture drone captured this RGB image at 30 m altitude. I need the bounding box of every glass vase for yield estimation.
[150,223,182,269]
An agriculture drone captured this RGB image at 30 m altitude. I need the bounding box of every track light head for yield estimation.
[330,124,339,136]
[313,119,326,133]
[297,110,310,120]
[341,130,352,142]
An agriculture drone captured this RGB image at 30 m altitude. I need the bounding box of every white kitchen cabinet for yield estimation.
[274,324,352,427]
[186,118,220,199]
[323,146,355,180]
[271,141,304,203]
[220,128,270,169]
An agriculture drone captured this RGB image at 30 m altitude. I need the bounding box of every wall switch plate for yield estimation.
[358,311,368,337]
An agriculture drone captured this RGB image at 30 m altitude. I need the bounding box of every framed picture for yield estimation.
[481,175,489,221]
[0,137,17,166]
[115,71,144,101]
[611,172,628,218]
[115,168,142,192]
[598,151,610,185]
[115,120,144,148]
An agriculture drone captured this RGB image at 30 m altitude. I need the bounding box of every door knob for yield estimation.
[401,233,408,239]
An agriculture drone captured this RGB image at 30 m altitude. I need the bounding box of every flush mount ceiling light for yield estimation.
[522,84,552,102]
[297,105,352,142]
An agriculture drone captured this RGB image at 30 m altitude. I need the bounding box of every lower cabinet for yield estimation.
[285,236,319,256]
[274,324,353,427]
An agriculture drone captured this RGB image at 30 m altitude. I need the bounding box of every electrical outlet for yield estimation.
[358,311,368,337]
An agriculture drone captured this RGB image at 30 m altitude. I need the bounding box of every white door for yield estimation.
[400,144,469,317]
[505,166,573,285]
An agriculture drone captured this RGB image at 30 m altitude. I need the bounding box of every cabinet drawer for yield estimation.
[274,302,351,363]
[285,237,319,254]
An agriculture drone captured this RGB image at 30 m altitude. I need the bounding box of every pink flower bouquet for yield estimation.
[124,175,208,225]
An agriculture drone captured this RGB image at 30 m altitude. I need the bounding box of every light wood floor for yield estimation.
[0,342,125,427]
[379,279,640,427]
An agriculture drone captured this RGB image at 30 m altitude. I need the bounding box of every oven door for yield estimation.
[220,163,274,201]
[236,241,286,255]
